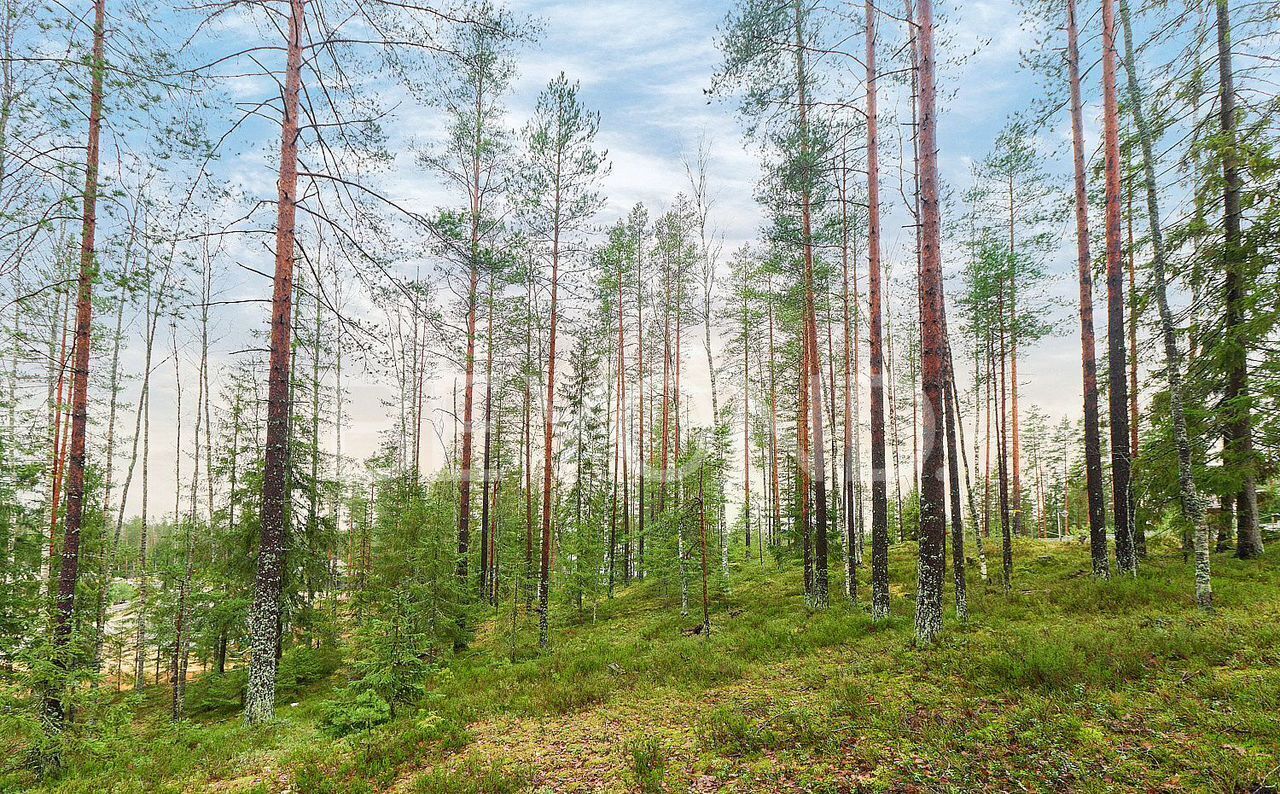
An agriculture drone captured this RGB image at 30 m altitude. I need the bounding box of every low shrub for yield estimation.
[625,735,666,793]
[321,687,393,738]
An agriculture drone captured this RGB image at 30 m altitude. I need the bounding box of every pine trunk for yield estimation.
[245,0,304,724]
[1213,0,1261,559]
[1102,0,1136,576]
[1067,0,1110,578]
[46,0,104,725]
[866,0,890,621]
[913,0,946,643]
[539,210,561,648]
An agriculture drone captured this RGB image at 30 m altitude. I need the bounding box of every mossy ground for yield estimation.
[12,538,1280,793]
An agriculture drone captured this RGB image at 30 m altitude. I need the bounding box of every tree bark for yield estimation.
[1067,0,1110,578]
[866,0,889,622]
[995,328,1012,590]
[245,0,304,724]
[523,265,535,610]
[1126,170,1142,556]
[942,319,966,621]
[799,328,812,596]
[1102,0,1136,576]
[741,293,752,552]
[618,250,631,585]
[539,204,561,648]
[479,278,496,597]
[46,0,104,725]
[839,149,857,601]
[766,287,781,552]
[1213,0,1261,559]
[794,0,829,609]
[913,0,946,643]
[698,468,710,636]
[636,224,646,581]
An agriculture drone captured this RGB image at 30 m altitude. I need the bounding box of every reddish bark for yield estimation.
[47,0,105,724]
[794,0,829,606]
[245,0,304,725]
[1066,0,1109,577]
[1102,0,1136,574]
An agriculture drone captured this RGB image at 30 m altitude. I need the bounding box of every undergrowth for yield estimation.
[8,538,1279,793]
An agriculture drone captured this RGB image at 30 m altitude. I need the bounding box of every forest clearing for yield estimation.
[1,0,1277,790]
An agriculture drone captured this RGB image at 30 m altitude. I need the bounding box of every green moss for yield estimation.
[25,542,1280,793]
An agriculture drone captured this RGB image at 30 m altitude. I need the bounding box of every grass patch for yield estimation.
[410,756,529,794]
[20,540,1280,793]
[624,735,667,793]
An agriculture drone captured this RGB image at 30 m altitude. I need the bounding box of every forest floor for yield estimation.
[15,537,1280,793]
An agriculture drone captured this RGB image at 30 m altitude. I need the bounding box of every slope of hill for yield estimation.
[18,540,1280,793]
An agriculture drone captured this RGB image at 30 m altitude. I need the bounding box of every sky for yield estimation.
[114,0,1122,519]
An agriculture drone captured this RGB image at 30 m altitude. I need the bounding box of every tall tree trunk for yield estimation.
[766,288,781,553]
[793,0,829,608]
[46,295,69,598]
[636,227,646,581]
[866,0,889,621]
[1115,0,1213,600]
[950,339,987,581]
[741,294,752,552]
[170,329,190,723]
[995,329,1012,590]
[839,150,857,601]
[697,467,710,637]
[798,331,812,595]
[479,278,496,597]
[1213,0,1261,559]
[617,255,631,584]
[1102,0,1136,576]
[245,0,304,724]
[539,209,562,648]
[134,278,154,692]
[1009,258,1022,539]
[46,0,104,725]
[1126,170,1142,557]
[942,318,966,621]
[675,271,688,617]
[458,269,479,590]
[524,265,534,610]
[1067,0,1110,578]
[660,250,671,517]
[913,0,946,643]
[489,413,501,606]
